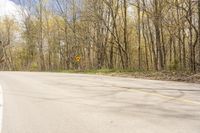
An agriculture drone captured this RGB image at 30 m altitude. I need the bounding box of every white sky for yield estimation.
[0,0,21,20]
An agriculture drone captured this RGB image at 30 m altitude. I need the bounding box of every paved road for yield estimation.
[0,72,199,133]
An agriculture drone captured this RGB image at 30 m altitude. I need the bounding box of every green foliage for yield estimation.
[169,59,179,71]
[30,63,39,71]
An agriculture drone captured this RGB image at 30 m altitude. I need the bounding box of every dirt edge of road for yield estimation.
[61,70,200,84]
[102,72,200,84]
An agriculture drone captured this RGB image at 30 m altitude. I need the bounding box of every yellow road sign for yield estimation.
[75,56,81,62]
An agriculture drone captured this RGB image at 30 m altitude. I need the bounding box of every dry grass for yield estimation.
[62,69,200,83]
[103,71,200,83]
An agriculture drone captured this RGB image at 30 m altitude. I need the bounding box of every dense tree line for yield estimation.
[0,0,200,73]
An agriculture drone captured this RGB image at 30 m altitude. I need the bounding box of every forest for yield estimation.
[0,0,200,73]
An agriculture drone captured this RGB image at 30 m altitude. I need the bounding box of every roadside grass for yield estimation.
[61,68,141,74]
[60,69,200,83]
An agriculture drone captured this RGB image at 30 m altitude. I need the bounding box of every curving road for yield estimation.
[0,72,200,133]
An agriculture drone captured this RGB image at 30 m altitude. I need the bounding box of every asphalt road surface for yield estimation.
[0,72,199,133]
